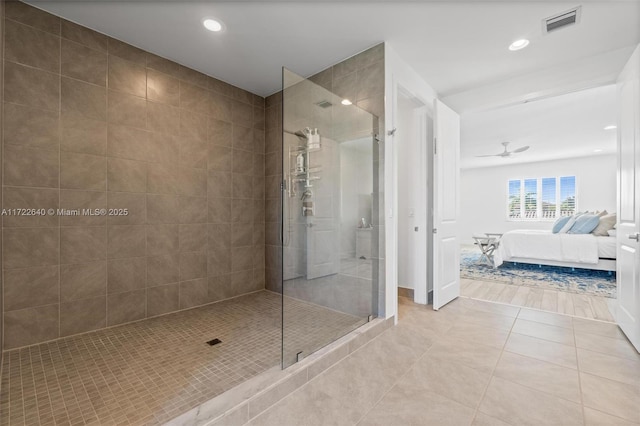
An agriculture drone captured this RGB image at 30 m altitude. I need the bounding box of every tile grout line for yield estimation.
[352,324,431,426]
[573,316,588,426]
[470,305,521,426]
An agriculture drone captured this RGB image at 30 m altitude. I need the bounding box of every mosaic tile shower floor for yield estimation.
[0,291,362,426]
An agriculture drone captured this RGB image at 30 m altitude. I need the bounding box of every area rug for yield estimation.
[460,248,617,298]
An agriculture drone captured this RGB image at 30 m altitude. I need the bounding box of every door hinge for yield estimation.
[432,228,438,234]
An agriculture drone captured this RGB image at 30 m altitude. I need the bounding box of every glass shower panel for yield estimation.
[281,68,379,368]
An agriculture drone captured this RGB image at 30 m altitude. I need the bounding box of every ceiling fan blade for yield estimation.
[475,153,501,157]
[512,146,530,153]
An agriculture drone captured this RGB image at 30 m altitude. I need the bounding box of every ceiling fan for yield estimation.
[476,141,530,158]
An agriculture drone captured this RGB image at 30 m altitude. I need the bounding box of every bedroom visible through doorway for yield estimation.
[459,85,618,322]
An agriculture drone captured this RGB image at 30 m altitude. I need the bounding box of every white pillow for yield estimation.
[558,215,579,233]
[607,229,617,237]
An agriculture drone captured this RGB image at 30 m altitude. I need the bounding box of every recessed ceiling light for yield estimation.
[341,99,352,106]
[593,149,603,153]
[604,125,617,130]
[509,39,530,51]
[203,18,223,32]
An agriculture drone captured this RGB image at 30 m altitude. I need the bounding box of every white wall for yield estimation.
[340,140,373,258]
[460,154,617,244]
[385,43,439,309]
[397,96,421,289]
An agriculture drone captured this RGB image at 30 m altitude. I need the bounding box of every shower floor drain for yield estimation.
[206,338,222,346]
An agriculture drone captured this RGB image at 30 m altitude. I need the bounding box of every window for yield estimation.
[507,176,576,220]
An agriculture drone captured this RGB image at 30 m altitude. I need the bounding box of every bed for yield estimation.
[494,230,617,271]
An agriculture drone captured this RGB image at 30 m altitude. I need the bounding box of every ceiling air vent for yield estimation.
[315,100,333,108]
[543,6,581,34]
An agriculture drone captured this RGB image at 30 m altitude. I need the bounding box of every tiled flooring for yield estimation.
[0,291,362,426]
[461,278,616,322]
[248,296,640,426]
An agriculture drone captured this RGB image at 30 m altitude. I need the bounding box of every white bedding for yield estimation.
[597,236,617,259]
[494,230,601,267]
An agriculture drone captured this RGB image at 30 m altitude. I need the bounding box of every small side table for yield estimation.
[472,233,502,266]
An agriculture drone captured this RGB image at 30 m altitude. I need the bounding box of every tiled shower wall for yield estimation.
[1,1,266,350]
[264,44,386,315]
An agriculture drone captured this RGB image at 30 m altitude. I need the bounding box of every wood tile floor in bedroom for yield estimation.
[461,278,616,322]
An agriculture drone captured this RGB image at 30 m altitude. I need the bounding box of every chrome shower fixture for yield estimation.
[294,127,312,139]
[301,189,313,201]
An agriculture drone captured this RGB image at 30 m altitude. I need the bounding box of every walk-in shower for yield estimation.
[281,69,380,368]
[0,1,383,422]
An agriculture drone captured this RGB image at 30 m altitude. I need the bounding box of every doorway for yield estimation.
[396,90,432,305]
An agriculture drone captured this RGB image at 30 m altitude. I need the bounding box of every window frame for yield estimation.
[506,176,577,221]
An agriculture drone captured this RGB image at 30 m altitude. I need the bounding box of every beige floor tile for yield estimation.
[557,290,576,316]
[478,376,583,426]
[357,382,476,426]
[447,320,511,349]
[248,385,360,426]
[505,333,577,369]
[398,355,492,409]
[510,286,531,307]
[573,317,627,340]
[572,293,596,319]
[583,407,640,426]
[517,308,573,329]
[495,285,520,305]
[589,296,616,322]
[309,346,400,420]
[512,318,575,346]
[575,330,640,361]
[472,412,514,426]
[577,348,640,386]
[459,297,521,318]
[493,351,581,403]
[580,372,640,423]
[427,335,503,374]
[458,309,516,332]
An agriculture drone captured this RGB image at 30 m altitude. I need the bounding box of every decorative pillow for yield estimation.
[597,210,608,217]
[568,214,600,234]
[559,214,581,233]
[552,216,571,233]
[592,213,617,236]
[607,229,617,237]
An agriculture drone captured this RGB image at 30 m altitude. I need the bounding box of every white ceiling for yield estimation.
[460,84,618,169]
[29,1,640,111]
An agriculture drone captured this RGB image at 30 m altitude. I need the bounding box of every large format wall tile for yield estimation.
[4,145,59,188]
[60,296,106,336]
[61,38,107,86]
[4,265,59,311]
[3,227,59,269]
[61,76,106,120]
[2,2,266,348]
[4,103,60,150]
[4,304,59,349]
[60,226,106,264]
[60,261,106,302]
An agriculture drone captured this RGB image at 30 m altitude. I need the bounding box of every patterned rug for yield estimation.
[460,249,617,298]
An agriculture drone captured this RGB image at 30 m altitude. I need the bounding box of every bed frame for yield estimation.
[502,257,616,272]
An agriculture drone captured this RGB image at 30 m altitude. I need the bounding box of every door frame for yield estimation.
[395,89,431,305]
[388,77,436,316]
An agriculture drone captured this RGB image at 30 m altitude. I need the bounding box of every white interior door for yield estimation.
[432,99,461,310]
[306,139,340,280]
[616,45,640,352]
